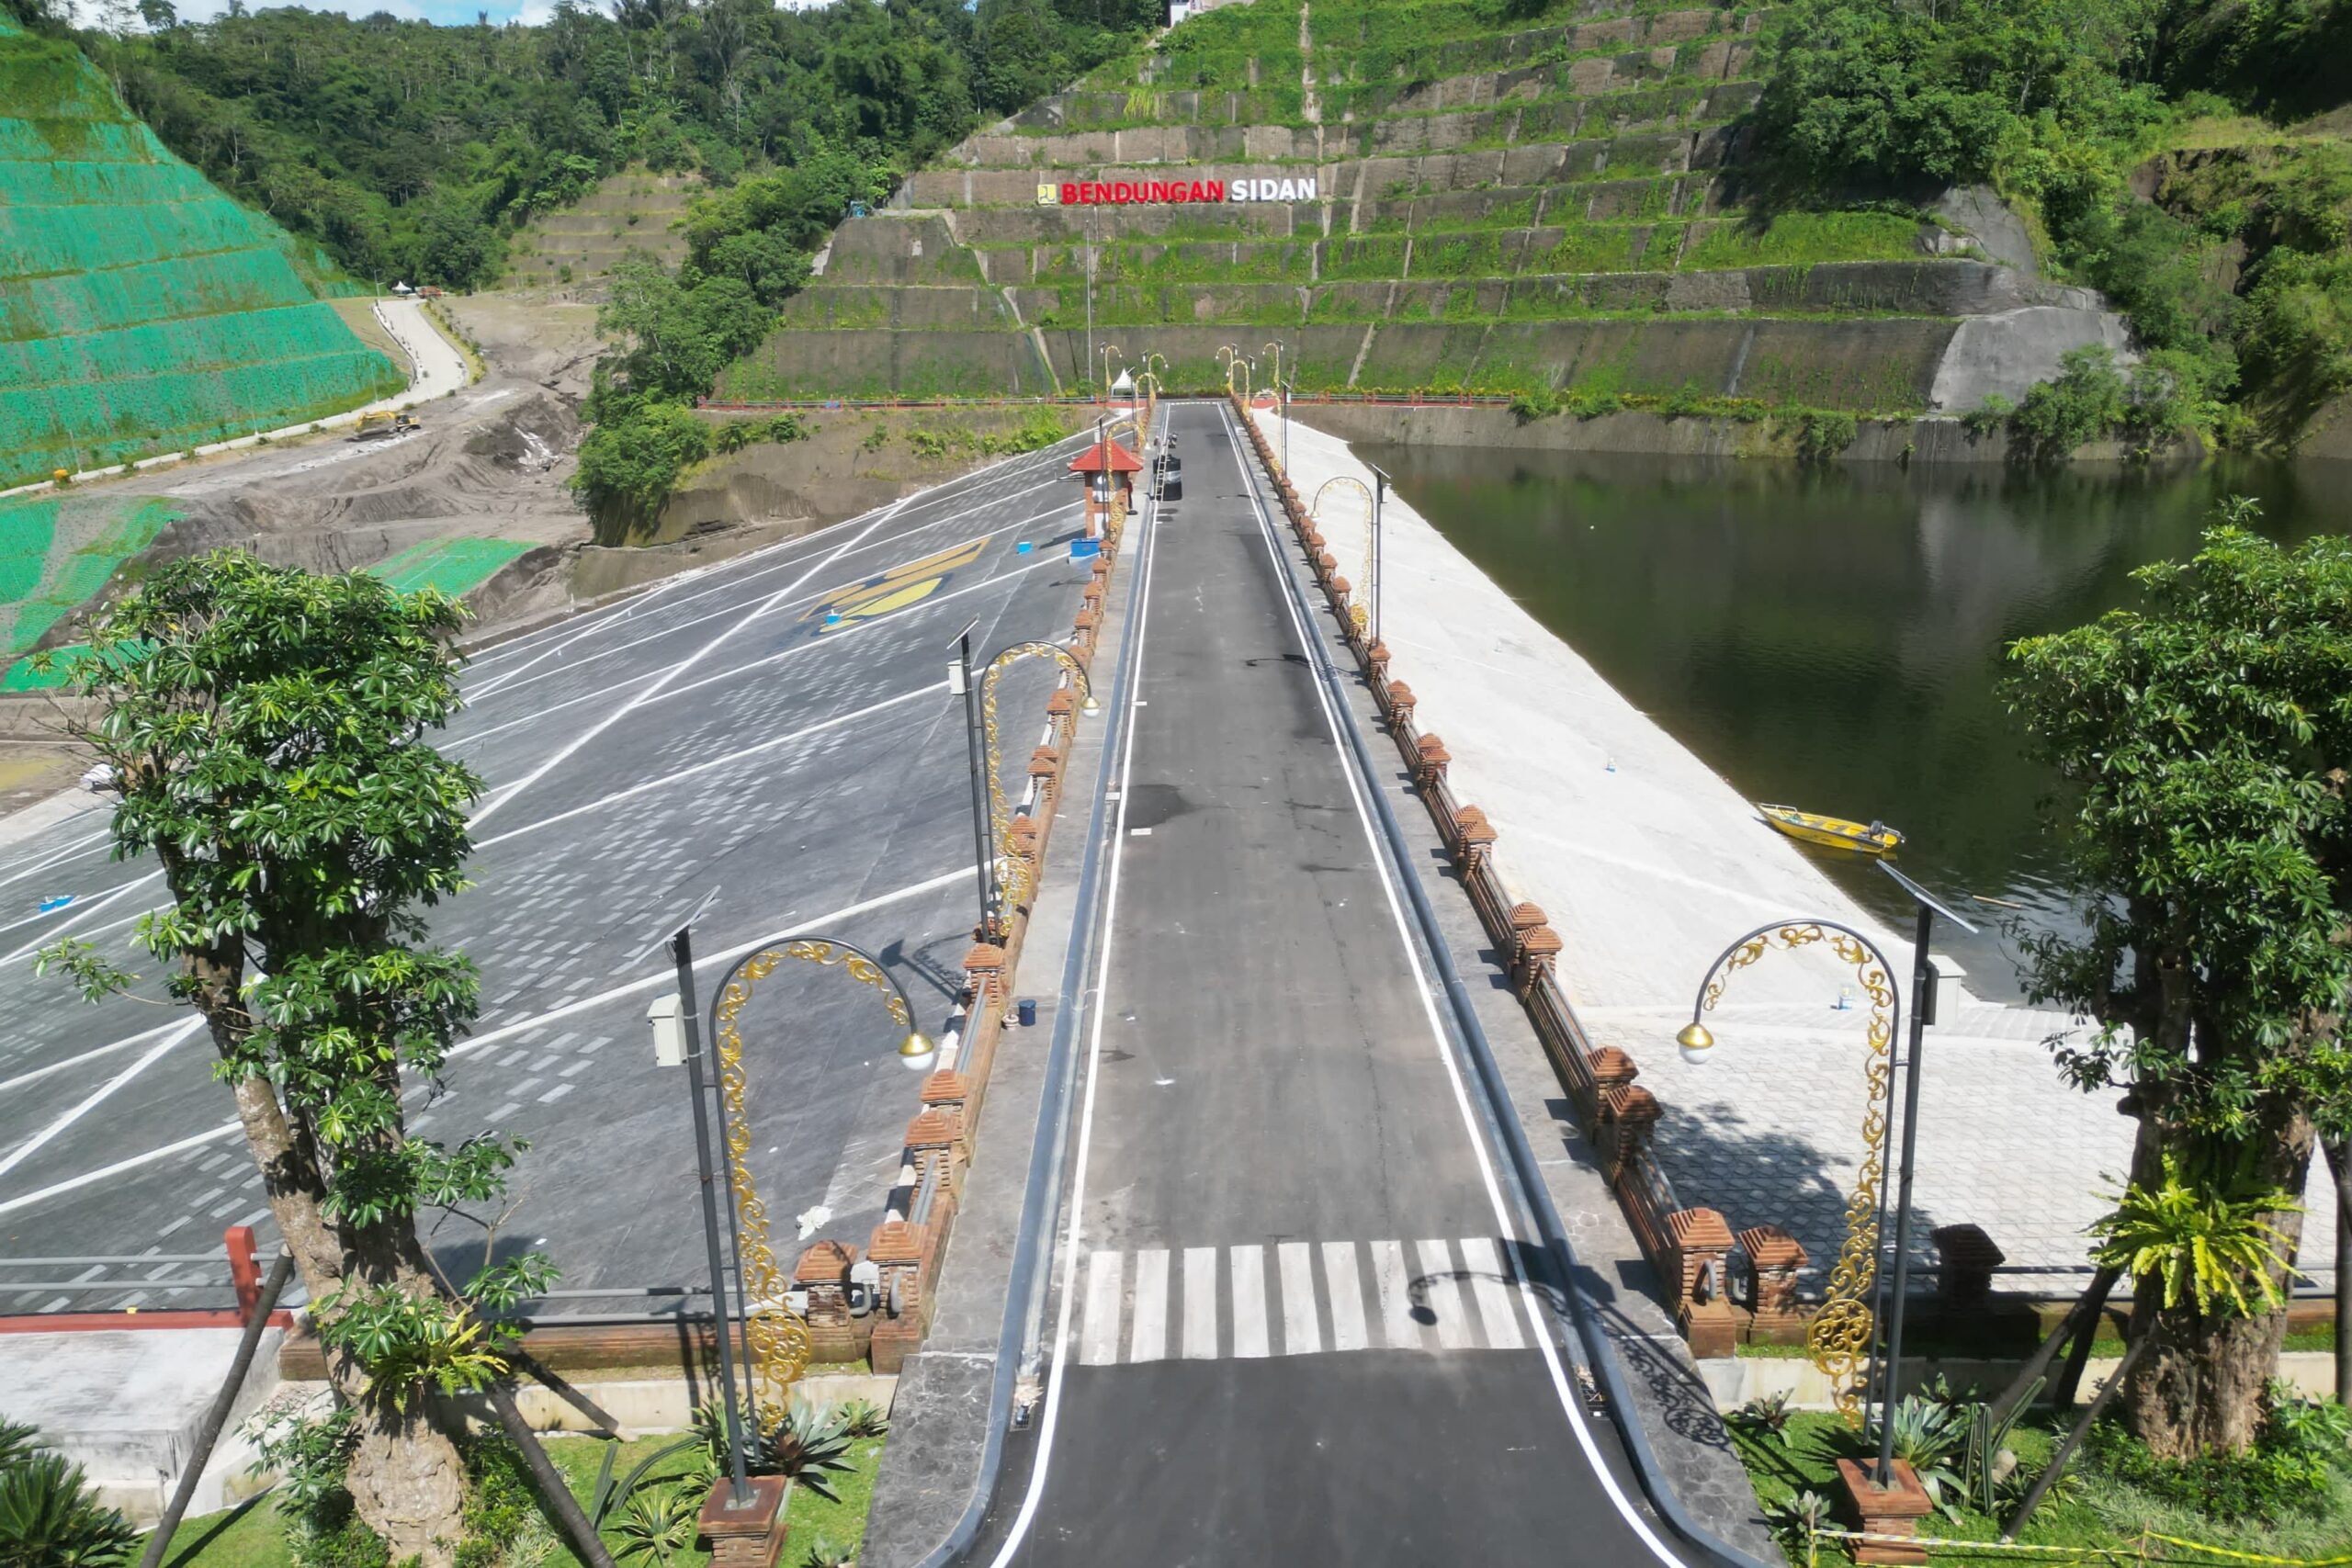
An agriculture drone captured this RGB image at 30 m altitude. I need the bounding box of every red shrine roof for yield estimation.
[1069,440,1144,474]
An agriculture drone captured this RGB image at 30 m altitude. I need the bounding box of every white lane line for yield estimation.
[0,829,116,898]
[1130,1247,1169,1363]
[465,448,1078,676]
[473,684,937,851]
[1276,1240,1320,1356]
[0,866,966,1217]
[468,502,905,830]
[1418,1238,1472,1349]
[1371,1238,1420,1348]
[1461,1235,1526,1350]
[1182,1247,1217,1359]
[1227,403,1686,1568]
[465,497,1078,706]
[1,872,161,963]
[1322,1240,1369,1352]
[0,1018,189,1098]
[459,548,1069,765]
[1228,1244,1271,1359]
[983,415,1165,1568]
[0,1017,203,1182]
[1080,1250,1124,1367]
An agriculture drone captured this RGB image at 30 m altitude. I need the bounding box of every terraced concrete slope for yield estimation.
[728,0,2124,411]
[0,20,403,488]
[504,167,698,288]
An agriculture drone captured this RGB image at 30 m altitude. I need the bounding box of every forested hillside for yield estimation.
[3,0,1163,291]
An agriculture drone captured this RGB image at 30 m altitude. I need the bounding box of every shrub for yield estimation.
[1794,409,1858,463]
[2093,1424,2333,1523]
[2008,344,2128,461]
[1509,387,1562,423]
[1962,394,2013,436]
[571,399,711,513]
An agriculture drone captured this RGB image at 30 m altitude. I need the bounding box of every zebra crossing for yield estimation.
[1072,1236,1544,1366]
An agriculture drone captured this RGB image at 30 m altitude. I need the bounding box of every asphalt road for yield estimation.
[965,403,1687,1566]
[0,433,1102,1314]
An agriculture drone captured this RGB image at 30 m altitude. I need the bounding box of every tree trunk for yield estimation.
[2118,1103,2312,1458]
[346,1402,469,1568]
[2120,1287,2290,1457]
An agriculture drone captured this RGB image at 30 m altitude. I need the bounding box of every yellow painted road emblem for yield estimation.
[804,536,989,631]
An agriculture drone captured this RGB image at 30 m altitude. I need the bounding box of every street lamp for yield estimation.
[975,639,1093,929]
[1364,460,1390,646]
[651,922,936,1493]
[1674,863,1974,1489]
[1311,476,1374,637]
[948,618,999,942]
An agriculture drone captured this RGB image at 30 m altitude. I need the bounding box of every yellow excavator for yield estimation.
[353,411,421,442]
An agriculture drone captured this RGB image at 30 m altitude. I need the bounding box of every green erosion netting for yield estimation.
[367,537,534,597]
[0,494,179,670]
[0,31,398,486]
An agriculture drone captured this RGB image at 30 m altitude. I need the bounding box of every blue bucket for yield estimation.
[1016,998,1038,1027]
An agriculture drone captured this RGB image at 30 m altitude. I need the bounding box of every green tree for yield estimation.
[2005,516,2352,1457]
[33,556,531,1564]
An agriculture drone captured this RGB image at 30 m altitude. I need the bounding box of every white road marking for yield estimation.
[1182,1247,1217,1359]
[1080,1249,1124,1367]
[1371,1238,1420,1348]
[1227,402,1688,1568]
[473,683,938,850]
[0,866,966,1217]
[0,1018,188,1098]
[1228,1244,1270,1359]
[1461,1235,1526,1350]
[0,1018,202,1182]
[1,871,161,963]
[1277,1240,1320,1355]
[468,502,904,830]
[1129,1247,1169,1362]
[1418,1238,1472,1348]
[1322,1240,1369,1351]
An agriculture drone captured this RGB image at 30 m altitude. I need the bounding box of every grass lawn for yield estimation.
[1733,1411,2352,1565]
[158,1432,888,1568]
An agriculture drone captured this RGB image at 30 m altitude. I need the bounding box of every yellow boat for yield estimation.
[1757,803,1904,856]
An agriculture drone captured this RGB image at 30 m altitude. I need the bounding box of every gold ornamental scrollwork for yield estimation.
[1693,922,1895,1427]
[1312,476,1375,633]
[979,641,1091,919]
[711,938,913,1421]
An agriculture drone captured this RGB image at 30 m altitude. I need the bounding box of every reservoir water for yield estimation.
[1368,446,2351,1000]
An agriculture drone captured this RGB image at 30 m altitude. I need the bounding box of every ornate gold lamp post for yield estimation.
[1311,476,1374,636]
[1674,864,1973,1489]
[976,639,1093,929]
[653,923,934,1516]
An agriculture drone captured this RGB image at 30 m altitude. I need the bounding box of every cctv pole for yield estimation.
[671,925,752,1507]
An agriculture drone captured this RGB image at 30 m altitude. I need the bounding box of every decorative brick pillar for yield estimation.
[963,943,1007,1007]
[698,1475,789,1568]
[865,1219,928,1372]
[1046,688,1075,725]
[1667,1207,1737,1359]
[1586,1043,1636,1095]
[1028,744,1061,783]
[1331,577,1351,619]
[1303,527,1325,553]
[1368,641,1390,677]
[1509,901,1547,943]
[793,1240,862,1365]
[1385,681,1417,731]
[1006,816,1041,885]
[1738,1224,1809,1325]
[1596,1083,1660,1184]
[225,1224,264,1318]
[1931,1224,2006,1307]
[907,1104,965,1168]
[1452,803,1497,870]
[1837,1460,1935,1565]
[1515,925,1563,994]
[1081,579,1104,610]
[1072,606,1100,649]
[1413,733,1451,788]
[1316,549,1338,581]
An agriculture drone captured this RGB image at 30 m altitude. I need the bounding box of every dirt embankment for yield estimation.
[653,406,1090,540]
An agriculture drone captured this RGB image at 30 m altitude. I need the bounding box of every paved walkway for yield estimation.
[1266,412,2336,1295]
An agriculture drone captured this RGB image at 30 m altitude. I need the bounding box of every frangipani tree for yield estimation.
[2007,513,2352,1457]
